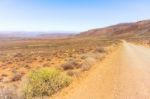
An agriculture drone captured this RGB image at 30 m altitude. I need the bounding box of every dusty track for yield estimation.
[53,42,150,99]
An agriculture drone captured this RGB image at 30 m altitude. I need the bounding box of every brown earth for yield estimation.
[0,38,114,84]
[52,41,150,99]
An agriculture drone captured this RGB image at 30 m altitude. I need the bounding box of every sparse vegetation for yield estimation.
[0,37,117,99]
[22,68,71,98]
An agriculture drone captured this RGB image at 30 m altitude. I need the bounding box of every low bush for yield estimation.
[66,70,80,77]
[61,60,81,70]
[94,47,106,53]
[81,62,92,71]
[22,68,71,98]
[11,73,23,81]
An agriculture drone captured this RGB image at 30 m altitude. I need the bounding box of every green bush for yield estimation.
[22,68,71,98]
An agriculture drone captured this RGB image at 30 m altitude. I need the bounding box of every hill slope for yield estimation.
[79,20,150,38]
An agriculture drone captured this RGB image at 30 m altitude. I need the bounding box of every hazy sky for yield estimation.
[0,0,150,32]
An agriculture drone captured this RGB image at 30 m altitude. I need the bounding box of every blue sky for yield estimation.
[0,0,150,32]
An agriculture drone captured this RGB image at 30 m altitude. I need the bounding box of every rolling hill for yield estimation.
[79,20,150,39]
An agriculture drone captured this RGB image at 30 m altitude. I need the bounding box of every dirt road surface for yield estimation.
[53,41,150,99]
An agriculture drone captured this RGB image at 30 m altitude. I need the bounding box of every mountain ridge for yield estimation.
[79,20,150,38]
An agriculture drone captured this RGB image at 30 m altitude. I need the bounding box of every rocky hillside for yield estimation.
[79,20,150,38]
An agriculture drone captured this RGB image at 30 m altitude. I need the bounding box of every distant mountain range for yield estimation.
[1,20,150,39]
[79,20,150,39]
[39,33,75,39]
[0,32,75,39]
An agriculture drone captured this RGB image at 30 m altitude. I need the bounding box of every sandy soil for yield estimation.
[53,41,150,99]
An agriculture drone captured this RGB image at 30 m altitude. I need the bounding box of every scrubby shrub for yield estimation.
[94,47,106,53]
[81,62,92,71]
[66,70,80,77]
[11,73,23,81]
[22,68,71,98]
[80,56,97,71]
[61,59,81,70]
[43,63,50,67]
[1,74,8,77]
[61,62,74,70]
